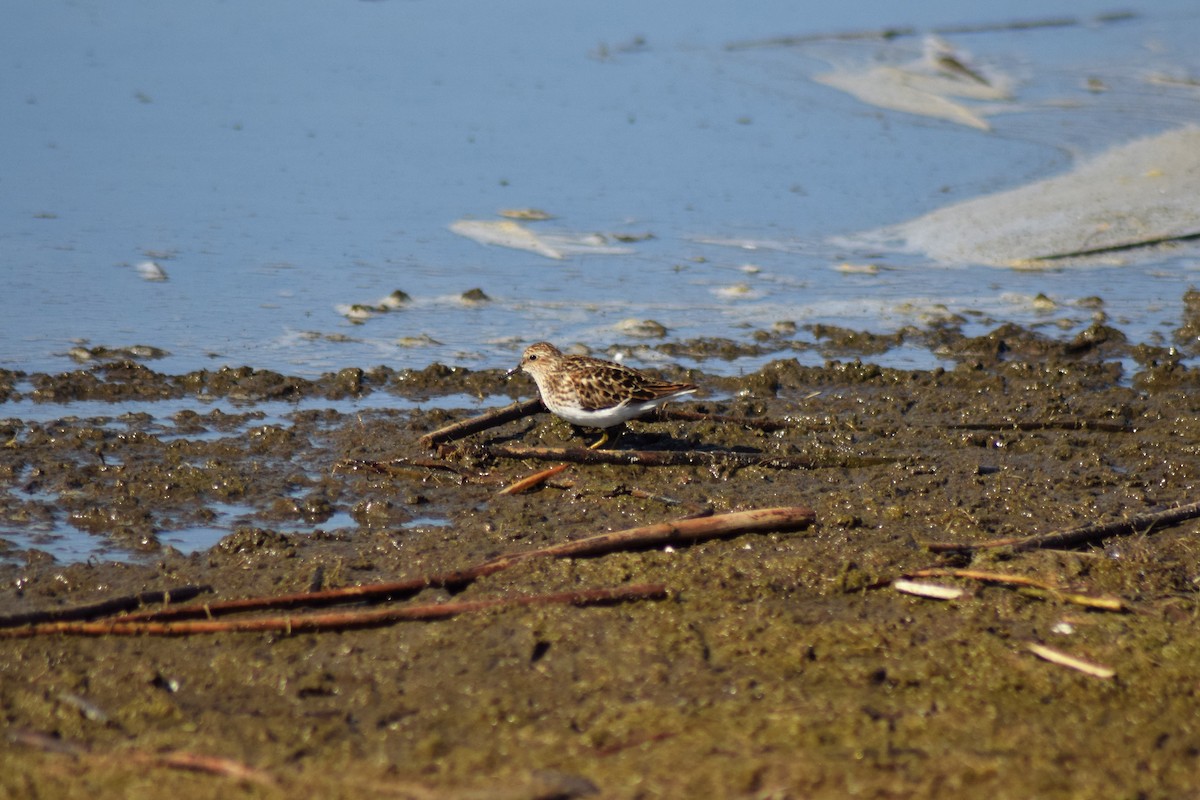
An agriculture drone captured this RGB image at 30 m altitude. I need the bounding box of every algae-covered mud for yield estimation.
[2,324,1200,798]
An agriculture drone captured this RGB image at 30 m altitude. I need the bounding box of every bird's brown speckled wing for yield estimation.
[564,357,695,411]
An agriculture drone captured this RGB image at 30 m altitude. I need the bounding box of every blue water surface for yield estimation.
[2,0,1199,377]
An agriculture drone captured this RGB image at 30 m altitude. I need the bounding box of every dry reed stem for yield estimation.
[0,583,667,638]
[1026,643,1116,679]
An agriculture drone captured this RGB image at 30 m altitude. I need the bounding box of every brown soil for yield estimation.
[2,325,1200,799]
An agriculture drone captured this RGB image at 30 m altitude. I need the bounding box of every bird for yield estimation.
[509,342,698,448]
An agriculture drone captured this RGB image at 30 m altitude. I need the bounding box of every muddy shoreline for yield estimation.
[2,324,1200,798]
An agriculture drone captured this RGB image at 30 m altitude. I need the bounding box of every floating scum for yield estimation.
[847,125,1200,266]
[449,218,635,260]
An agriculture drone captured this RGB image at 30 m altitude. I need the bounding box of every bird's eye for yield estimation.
[528,355,537,361]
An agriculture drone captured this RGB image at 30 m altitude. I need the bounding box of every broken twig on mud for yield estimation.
[1027,643,1116,679]
[486,442,896,470]
[44,507,814,626]
[9,728,278,786]
[418,398,543,448]
[0,585,212,629]
[925,499,1200,554]
[497,463,571,495]
[0,584,667,638]
[902,568,1126,611]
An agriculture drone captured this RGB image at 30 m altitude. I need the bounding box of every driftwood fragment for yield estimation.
[892,580,964,601]
[1026,643,1116,679]
[9,727,277,786]
[0,584,667,638]
[418,397,799,448]
[418,398,544,448]
[0,585,212,629]
[478,506,814,564]
[903,568,1126,611]
[487,442,896,470]
[926,499,1200,554]
[497,463,571,495]
[75,507,815,625]
[948,419,1131,433]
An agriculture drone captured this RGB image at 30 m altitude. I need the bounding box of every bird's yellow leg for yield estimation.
[587,430,610,450]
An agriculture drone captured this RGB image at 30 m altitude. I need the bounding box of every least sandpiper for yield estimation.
[510,342,698,448]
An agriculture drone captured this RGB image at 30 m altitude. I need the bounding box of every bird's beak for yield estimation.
[506,365,521,378]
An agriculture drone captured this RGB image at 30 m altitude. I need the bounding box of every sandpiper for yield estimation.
[509,342,698,448]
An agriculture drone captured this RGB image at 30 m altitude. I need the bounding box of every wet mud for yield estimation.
[2,323,1200,798]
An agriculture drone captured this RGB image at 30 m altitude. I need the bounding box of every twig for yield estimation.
[8,727,88,756]
[0,583,667,638]
[947,420,1131,433]
[95,506,815,624]
[487,442,898,470]
[474,506,815,564]
[904,568,1126,611]
[333,457,471,479]
[593,731,678,757]
[724,11,1132,50]
[1018,588,1126,612]
[1026,643,1116,679]
[0,585,212,629]
[925,499,1200,554]
[907,568,1060,591]
[147,750,277,786]
[9,728,276,786]
[892,580,964,601]
[418,398,544,448]
[497,463,570,495]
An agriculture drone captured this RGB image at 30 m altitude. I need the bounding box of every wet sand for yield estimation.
[2,324,1200,798]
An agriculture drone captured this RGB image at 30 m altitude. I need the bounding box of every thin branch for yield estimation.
[9,728,277,786]
[904,567,1126,611]
[98,506,815,624]
[418,398,544,449]
[333,457,472,479]
[892,580,964,601]
[724,12,1131,50]
[497,463,570,495]
[0,585,212,629]
[0,583,667,638]
[1018,587,1126,612]
[947,420,1131,433]
[145,750,277,786]
[925,499,1200,554]
[479,506,815,565]
[906,568,1060,591]
[487,442,898,470]
[1026,643,1116,679]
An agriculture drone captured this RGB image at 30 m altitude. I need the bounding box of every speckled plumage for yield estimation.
[511,342,697,431]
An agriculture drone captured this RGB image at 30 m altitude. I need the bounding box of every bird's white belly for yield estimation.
[548,399,644,429]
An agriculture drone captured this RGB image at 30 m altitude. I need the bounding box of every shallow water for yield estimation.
[3,0,1200,377]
